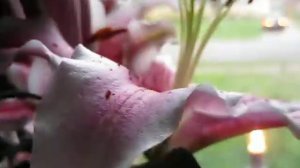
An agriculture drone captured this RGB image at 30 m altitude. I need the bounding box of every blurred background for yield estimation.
[150,0,300,167]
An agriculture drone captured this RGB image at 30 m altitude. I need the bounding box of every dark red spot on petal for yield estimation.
[52,43,58,48]
[105,90,111,100]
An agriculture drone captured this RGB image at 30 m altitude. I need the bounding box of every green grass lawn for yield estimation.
[192,62,300,168]
[203,18,263,40]
[173,18,263,40]
[175,17,263,40]
[291,12,300,27]
[152,5,263,40]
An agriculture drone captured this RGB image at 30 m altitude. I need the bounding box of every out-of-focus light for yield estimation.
[144,5,176,22]
[247,130,267,155]
[262,18,275,28]
[278,17,290,27]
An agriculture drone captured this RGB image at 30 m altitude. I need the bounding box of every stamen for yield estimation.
[174,0,236,88]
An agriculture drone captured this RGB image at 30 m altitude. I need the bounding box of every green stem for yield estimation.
[174,0,235,88]
[175,0,205,88]
[179,0,195,86]
[174,0,187,87]
[186,5,232,82]
[182,0,207,86]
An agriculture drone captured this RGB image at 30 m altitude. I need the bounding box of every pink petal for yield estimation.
[98,20,174,70]
[6,63,30,91]
[97,31,127,64]
[43,0,87,46]
[0,17,73,57]
[131,61,174,92]
[43,0,106,47]
[30,43,199,168]
[4,40,66,95]
[168,87,300,152]
[28,58,54,95]
[0,16,73,92]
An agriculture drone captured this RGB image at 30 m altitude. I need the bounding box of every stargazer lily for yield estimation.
[0,0,300,167]
[12,40,300,168]
[19,40,203,168]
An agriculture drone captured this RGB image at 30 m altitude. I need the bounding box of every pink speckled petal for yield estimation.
[169,89,300,152]
[30,44,201,168]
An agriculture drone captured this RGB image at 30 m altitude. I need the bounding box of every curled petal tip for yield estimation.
[18,40,62,68]
[184,84,231,118]
[168,90,300,152]
[286,111,300,139]
[72,44,102,62]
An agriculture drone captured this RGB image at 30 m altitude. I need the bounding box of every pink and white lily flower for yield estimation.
[0,0,300,168]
